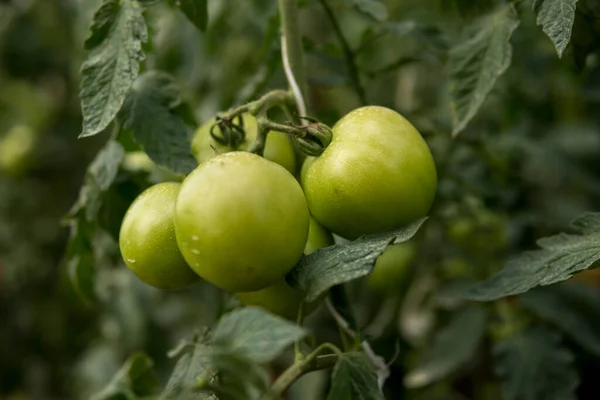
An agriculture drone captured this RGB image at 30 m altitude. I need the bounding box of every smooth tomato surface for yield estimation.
[119,182,199,289]
[304,216,334,255]
[302,106,437,239]
[175,152,309,292]
[236,216,333,319]
[191,113,296,174]
[368,242,416,294]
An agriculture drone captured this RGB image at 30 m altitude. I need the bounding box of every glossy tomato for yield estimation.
[174,152,309,292]
[119,182,199,289]
[192,113,296,174]
[235,216,333,319]
[302,106,437,239]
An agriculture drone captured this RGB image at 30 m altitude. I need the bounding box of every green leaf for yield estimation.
[163,341,215,400]
[346,0,388,21]
[91,353,158,400]
[121,71,197,175]
[64,141,125,302]
[80,0,148,138]
[461,212,600,301]
[493,327,579,400]
[404,305,488,389]
[448,4,520,136]
[327,352,384,400]
[520,283,600,357]
[65,220,95,303]
[212,307,308,364]
[533,0,579,58]
[164,332,269,400]
[178,0,209,32]
[289,218,426,302]
[206,347,270,400]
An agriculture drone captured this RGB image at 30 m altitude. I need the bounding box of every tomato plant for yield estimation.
[119,182,199,289]
[5,0,600,399]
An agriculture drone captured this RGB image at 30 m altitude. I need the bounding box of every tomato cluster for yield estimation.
[119,106,437,318]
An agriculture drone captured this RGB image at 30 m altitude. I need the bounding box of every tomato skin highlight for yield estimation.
[175,152,309,292]
[192,113,297,174]
[235,216,333,319]
[119,182,199,289]
[302,106,437,240]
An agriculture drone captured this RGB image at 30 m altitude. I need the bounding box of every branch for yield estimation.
[261,343,342,400]
[318,0,367,105]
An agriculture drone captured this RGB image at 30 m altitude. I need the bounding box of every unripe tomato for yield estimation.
[304,216,334,255]
[175,152,309,292]
[301,106,437,240]
[368,242,416,294]
[0,125,37,177]
[235,216,333,319]
[192,113,297,174]
[119,182,199,289]
[447,210,508,255]
[122,151,183,183]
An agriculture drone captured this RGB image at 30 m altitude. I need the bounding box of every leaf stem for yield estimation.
[261,343,342,400]
[318,0,367,105]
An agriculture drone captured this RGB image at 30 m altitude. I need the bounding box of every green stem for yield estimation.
[220,90,293,120]
[318,0,367,105]
[278,0,308,111]
[262,343,342,400]
[294,301,306,361]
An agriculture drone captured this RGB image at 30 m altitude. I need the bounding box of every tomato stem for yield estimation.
[261,343,342,400]
[219,90,294,121]
[278,0,308,112]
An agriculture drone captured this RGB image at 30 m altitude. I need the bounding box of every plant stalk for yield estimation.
[278,0,308,112]
[261,343,342,400]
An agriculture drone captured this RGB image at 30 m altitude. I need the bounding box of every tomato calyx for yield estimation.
[257,118,333,156]
[210,115,247,149]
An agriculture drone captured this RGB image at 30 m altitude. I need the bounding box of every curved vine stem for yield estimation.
[326,297,390,389]
[279,0,308,116]
[261,343,342,400]
[219,90,293,120]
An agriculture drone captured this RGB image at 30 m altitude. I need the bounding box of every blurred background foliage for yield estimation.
[1,0,600,399]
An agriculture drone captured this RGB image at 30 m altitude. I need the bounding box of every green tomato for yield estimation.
[236,280,318,320]
[235,216,332,319]
[192,113,297,174]
[122,151,156,173]
[368,242,416,293]
[305,216,334,255]
[122,151,183,183]
[0,125,37,177]
[302,106,437,240]
[174,152,309,292]
[447,210,508,254]
[119,182,199,289]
